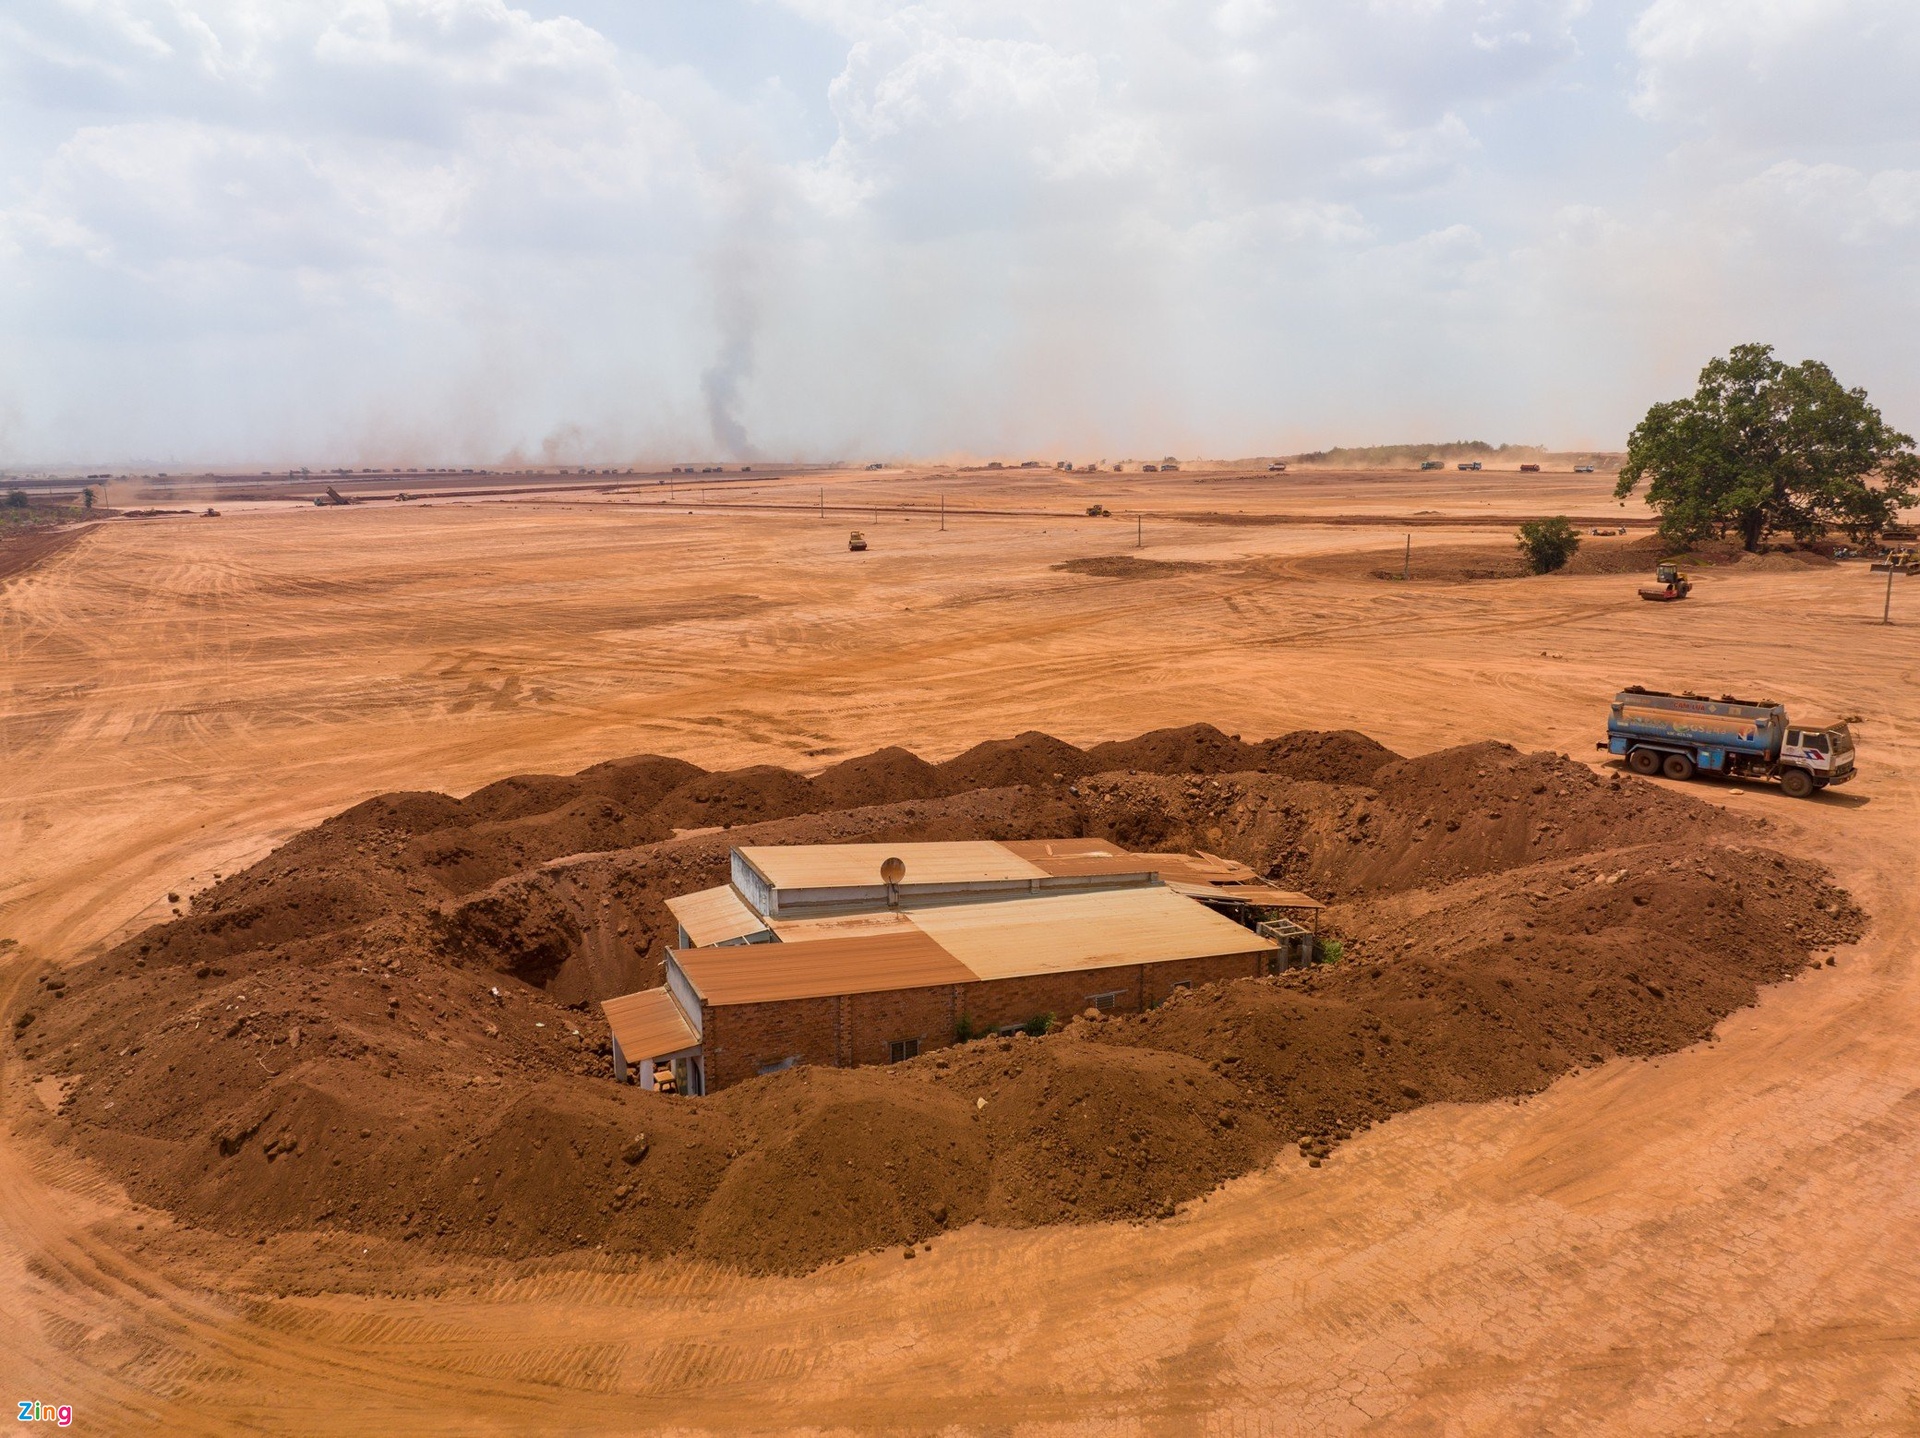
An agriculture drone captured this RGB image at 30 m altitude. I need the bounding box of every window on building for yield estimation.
[888,1038,921,1064]
[1089,991,1120,1012]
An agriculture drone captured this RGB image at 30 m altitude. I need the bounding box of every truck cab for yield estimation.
[1781,723,1855,791]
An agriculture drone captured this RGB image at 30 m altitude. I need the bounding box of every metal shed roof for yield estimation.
[735,840,1047,891]
[671,928,976,1005]
[902,884,1272,981]
[601,987,700,1062]
[665,885,769,946]
[1171,882,1323,910]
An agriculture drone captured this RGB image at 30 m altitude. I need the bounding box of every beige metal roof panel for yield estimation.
[903,885,1272,981]
[736,841,1046,891]
[665,885,769,947]
[673,930,977,1005]
[766,910,919,942]
[999,839,1130,861]
[1019,854,1164,880]
[601,987,700,1061]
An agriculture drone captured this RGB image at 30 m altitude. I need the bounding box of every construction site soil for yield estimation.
[10,726,1863,1282]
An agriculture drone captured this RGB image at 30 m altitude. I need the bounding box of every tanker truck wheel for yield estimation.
[1780,768,1815,799]
[1627,748,1661,776]
[1661,753,1696,781]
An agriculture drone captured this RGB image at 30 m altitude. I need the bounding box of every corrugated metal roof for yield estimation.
[665,885,769,946]
[904,885,1272,980]
[1000,839,1127,861]
[601,987,699,1061]
[673,929,976,1005]
[765,910,918,942]
[736,840,1047,891]
[1191,884,1323,910]
[1019,854,1163,880]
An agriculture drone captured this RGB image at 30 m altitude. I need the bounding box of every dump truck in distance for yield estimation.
[1600,686,1854,797]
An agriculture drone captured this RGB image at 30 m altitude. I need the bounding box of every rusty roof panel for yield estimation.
[601,987,699,1062]
[665,885,769,947]
[672,929,976,1005]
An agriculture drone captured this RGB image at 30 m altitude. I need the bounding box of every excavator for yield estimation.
[1638,561,1691,602]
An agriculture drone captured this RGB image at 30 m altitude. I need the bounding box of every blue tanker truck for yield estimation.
[1600,686,1855,798]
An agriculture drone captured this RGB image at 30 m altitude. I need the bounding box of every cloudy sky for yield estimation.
[2,0,1916,467]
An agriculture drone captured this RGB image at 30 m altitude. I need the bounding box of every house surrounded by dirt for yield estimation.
[601,840,1320,1095]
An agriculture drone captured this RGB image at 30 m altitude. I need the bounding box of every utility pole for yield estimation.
[940,493,946,531]
[1137,514,1142,549]
[1403,533,1410,581]
[1886,565,1898,624]
[820,486,824,518]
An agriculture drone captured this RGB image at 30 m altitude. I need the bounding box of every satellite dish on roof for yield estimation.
[881,856,906,886]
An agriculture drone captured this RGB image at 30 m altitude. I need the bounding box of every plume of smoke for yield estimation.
[699,161,785,462]
[701,307,757,459]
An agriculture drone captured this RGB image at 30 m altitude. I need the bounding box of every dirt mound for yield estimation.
[1262,729,1400,786]
[1564,533,1668,575]
[809,746,946,809]
[1052,556,1209,579]
[1083,723,1268,775]
[572,754,707,811]
[651,765,820,830]
[693,1067,987,1272]
[935,731,1088,790]
[6,726,1866,1281]
[1094,840,1864,1144]
[965,1039,1276,1225]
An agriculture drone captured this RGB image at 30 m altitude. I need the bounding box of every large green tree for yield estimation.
[1616,343,1919,550]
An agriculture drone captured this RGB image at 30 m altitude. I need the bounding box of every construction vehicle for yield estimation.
[1870,547,1918,574]
[1519,463,1541,472]
[1267,462,1288,472]
[1638,561,1691,601]
[848,530,867,551]
[1456,461,1483,471]
[1085,504,1109,517]
[1600,686,1854,797]
[312,485,352,507]
[1419,460,1444,471]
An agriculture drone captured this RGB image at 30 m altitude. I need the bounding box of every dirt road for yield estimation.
[3,473,1915,1432]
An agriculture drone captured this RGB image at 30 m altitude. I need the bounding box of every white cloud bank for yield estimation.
[1,0,1917,464]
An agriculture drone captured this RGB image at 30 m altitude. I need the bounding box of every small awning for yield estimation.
[1169,881,1323,910]
[601,987,700,1061]
[665,885,769,946]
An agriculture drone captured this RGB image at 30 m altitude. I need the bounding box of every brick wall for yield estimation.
[846,986,957,1067]
[702,994,837,1092]
[697,947,1269,1092]
[1141,950,1269,1005]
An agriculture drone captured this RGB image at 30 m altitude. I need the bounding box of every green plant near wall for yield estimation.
[1023,1013,1056,1037]
[1316,937,1344,964]
[954,1014,977,1043]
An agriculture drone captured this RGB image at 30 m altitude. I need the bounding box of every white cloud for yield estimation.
[0,0,1917,465]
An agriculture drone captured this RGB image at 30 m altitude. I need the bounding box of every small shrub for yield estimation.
[1022,1013,1055,1037]
[1517,516,1581,574]
[1315,937,1344,965]
[954,1013,977,1043]
[4,489,27,509]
